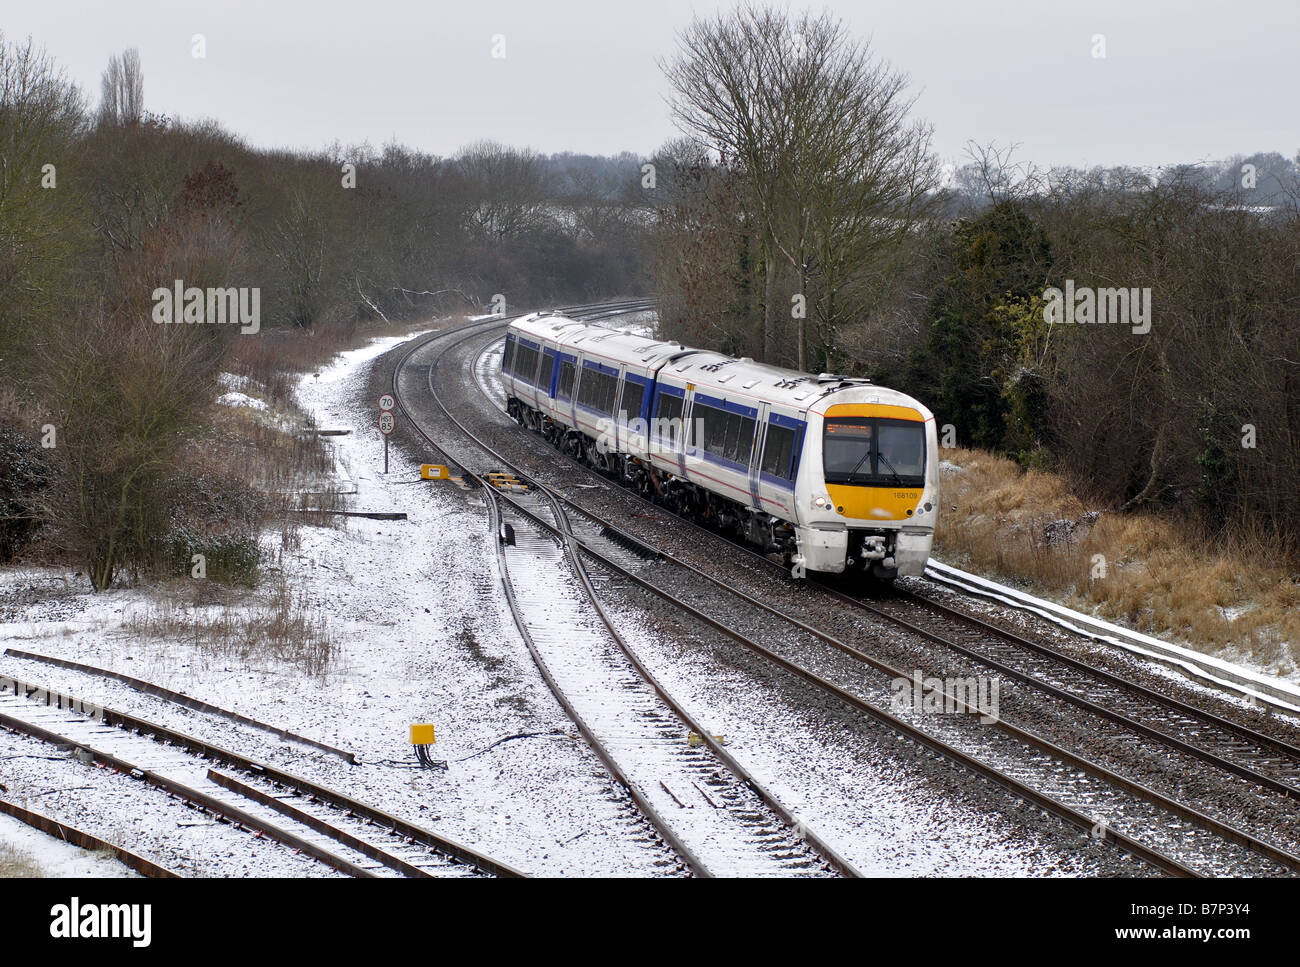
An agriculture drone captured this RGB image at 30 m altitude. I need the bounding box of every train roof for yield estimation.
[509,312,928,414]
[511,312,696,369]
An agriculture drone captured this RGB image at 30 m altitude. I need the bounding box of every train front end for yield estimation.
[794,389,939,580]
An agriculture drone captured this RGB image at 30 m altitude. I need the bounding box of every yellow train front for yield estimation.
[791,390,939,579]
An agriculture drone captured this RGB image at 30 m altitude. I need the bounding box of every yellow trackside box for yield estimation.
[421,464,450,480]
[410,723,436,746]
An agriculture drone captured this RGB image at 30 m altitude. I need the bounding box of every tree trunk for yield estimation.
[763,250,778,363]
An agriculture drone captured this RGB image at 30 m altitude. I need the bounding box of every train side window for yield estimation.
[736,416,756,464]
[761,423,796,479]
[578,367,615,413]
[621,380,645,423]
[540,349,556,395]
[578,366,598,409]
[502,338,515,376]
[601,372,618,414]
[654,392,684,446]
[721,411,741,461]
[695,404,754,465]
[517,344,543,385]
[558,360,576,399]
[696,403,725,457]
[515,345,529,383]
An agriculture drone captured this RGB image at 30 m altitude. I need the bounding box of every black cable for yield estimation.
[452,730,565,762]
[368,730,567,769]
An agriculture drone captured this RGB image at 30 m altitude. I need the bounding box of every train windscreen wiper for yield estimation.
[876,451,903,485]
[844,446,873,481]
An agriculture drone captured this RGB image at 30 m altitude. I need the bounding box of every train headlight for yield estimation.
[813,494,831,510]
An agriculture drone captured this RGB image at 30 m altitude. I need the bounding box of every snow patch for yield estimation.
[217,391,268,411]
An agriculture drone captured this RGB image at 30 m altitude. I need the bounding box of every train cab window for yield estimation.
[823,417,924,486]
[877,422,925,477]
[540,349,556,396]
[502,338,515,376]
[761,423,797,479]
[557,359,576,399]
[620,380,646,423]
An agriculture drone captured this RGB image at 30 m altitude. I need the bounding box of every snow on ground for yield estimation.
[6,314,1278,878]
[604,310,657,338]
[216,391,268,411]
[0,811,138,878]
[924,557,1300,694]
[0,320,669,877]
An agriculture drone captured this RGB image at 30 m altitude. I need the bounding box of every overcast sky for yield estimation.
[6,0,1296,170]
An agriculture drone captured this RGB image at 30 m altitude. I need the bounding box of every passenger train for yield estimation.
[500,312,939,580]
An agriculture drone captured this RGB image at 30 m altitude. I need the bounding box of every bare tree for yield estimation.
[0,33,87,373]
[662,5,938,369]
[454,140,551,240]
[98,48,143,127]
[661,7,787,359]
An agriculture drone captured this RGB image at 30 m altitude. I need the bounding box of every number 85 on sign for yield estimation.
[379,412,395,435]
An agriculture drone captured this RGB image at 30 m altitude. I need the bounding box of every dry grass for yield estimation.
[209,316,450,529]
[126,577,335,677]
[0,843,44,877]
[206,405,339,496]
[195,377,349,561]
[934,447,1300,670]
[227,317,449,408]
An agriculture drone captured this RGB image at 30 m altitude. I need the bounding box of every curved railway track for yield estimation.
[396,302,854,877]
[390,303,1241,877]
[395,305,1300,876]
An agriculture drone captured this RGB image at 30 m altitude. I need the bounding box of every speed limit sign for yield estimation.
[378,408,396,474]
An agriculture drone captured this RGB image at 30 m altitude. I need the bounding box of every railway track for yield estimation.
[4,647,356,763]
[841,587,1300,798]
[395,302,854,877]
[411,307,1300,876]
[0,797,180,878]
[392,305,1181,875]
[0,672,523,878]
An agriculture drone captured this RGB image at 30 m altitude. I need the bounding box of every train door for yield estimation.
[749,402,769,511]
[681,383,698,474]
[555,351,578,429]
[611,364,626,457]
[542,347,558,401]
